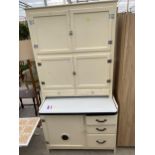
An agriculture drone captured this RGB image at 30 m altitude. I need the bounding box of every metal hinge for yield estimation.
[69,30,73,36]
[45,141,49,144]
[41,81,45,85]
[34,44,38,48]
[41,119,45,122]
[29,20,34,25]
[108,40,112,45]
[109,14,115,19]
[37,62,42,66]
[107,79,111,83]
[107,59,112,63]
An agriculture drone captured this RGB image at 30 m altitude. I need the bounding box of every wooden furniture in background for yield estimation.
[19,89,38,115]
[114,13,135,146]
[19,60,41,116]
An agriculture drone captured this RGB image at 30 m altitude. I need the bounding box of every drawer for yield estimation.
[42,89,75,97]
[76,89,109,96]
[86,125,117,134]
[87,134,116,148]
[86,115,117,125]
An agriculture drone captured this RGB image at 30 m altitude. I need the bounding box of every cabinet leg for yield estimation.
[48,149,52,154]
[114,148,117,155]
[32,98,38,116]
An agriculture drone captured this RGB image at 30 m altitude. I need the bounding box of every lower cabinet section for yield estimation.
[41,115,117,150]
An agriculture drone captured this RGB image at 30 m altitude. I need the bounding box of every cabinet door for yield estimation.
[42,116,85,147]
[74,53,111,95]
[70,7,113,52]
[37,55,75,92]
[33,11,71,54]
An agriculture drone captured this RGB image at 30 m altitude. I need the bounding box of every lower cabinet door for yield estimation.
[73,53,111,96]
[87,134,116,148]
[37,54,75,93]
[43,116,85,146]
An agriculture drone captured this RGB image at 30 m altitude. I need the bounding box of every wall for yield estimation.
[19,40,34,60]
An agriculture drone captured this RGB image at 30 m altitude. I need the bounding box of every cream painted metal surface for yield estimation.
[26,1,117,97]
[42,116,85,146]
[33,11,71,54]
[70,7,113,52]
[74,53,111,90]
[37,54,75,90]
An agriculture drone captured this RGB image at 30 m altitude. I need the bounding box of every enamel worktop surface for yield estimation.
[39,97,118,114]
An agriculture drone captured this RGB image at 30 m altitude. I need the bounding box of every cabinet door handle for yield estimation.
[73,71,76,76]
[37,62,42,66]
[69,30,73,36]
[96,140,106,144]
[96,128,107,131]
[96,119,107,123]
[41,81,45,85]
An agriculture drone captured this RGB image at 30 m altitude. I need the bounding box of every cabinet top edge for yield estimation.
[25,0,118,11]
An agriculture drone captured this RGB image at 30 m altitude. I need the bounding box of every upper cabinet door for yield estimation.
[70,7,113,53]
[33,11,71,54]
[37,54,75,91]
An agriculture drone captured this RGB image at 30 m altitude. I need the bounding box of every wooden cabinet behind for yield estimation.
[114,13,135,146]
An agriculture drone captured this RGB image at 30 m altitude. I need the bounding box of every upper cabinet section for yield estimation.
[70,7,113,53]
[32,11,71,54]
[26,1,117,97]
[26,1,117,55]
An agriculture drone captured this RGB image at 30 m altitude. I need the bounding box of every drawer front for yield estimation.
[87,134,116,148]
[42,89,75,97]
[86,125,117,134]
[86,115,117,125]
[76,89,109,96]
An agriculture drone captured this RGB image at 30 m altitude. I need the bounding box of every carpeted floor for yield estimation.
[19,106,135,155]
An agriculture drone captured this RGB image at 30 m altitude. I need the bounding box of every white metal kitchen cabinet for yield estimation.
[26,1,117,97]
[26,1,118,154]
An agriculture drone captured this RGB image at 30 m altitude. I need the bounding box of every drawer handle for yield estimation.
[96,140,106,144]
[96,119,107,123]
[96,128,107,131]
